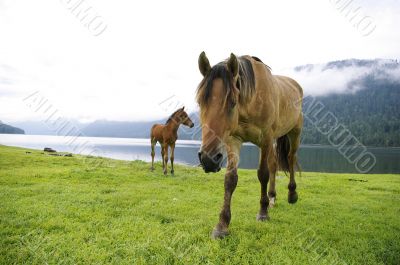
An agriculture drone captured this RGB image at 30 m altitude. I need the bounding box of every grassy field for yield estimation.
[0,145,399,264]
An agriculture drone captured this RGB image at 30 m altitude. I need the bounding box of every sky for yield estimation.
[0,0,399,123]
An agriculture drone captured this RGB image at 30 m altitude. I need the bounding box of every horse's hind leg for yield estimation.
[257,144,271,221]
[150,139,156,171]
[268,165,277,208]
[170,143,175,175]
[287,126,302,204]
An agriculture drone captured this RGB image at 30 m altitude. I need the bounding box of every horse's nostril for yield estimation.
[214,153,223,163]
[198,152,202,163]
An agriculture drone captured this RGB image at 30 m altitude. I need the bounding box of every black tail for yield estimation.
[276,135,290,173]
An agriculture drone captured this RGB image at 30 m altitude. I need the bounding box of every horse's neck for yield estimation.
[165,119,180,133]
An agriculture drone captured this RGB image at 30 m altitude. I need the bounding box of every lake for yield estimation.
[1,134,399,174]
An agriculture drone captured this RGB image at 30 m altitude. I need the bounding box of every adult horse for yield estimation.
[151,107,194,175]
[196,52,303,239]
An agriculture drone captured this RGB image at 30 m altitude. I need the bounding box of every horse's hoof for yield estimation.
[256,213,270,221]
[211,228,229,239]
[150,167,154,171]
[163,171,167,176]
[171,170,174,175]
[288,191,298,204]
[268,197,276,208]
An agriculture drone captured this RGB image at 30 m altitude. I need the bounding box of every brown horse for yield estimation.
[196,52,303,239]
[150,107,194,175]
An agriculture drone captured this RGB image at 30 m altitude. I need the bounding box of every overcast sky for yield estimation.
[0,0,399,123]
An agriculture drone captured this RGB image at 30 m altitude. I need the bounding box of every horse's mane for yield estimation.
[196,56,260,106]
[165,108,181,124]
[251,56,272,71]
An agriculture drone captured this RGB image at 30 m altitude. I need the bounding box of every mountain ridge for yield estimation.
[0,121,25,135]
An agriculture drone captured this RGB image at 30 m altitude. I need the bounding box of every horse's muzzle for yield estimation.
[198,151,222,173]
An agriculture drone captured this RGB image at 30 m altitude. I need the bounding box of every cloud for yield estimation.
[0,64,27,97]
[0,0,400,122]
[281,59,400,96]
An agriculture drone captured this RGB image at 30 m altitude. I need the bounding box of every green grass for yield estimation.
[0,145,399,265]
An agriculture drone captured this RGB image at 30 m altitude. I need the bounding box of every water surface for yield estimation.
[1,134,399,174]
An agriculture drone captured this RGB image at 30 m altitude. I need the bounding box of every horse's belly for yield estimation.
[275,119,298,137]
[271,105,302,138]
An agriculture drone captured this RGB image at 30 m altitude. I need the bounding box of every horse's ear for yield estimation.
[180,106,185,111]
[227,53,239,78]
[198,51,211,77]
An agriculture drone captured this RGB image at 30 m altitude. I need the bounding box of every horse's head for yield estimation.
[196,52,242,173]
[170,107,194,128]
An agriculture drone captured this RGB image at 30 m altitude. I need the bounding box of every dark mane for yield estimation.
[252,56,272,71]
[196,56,256,106]
[165,109,181,124]
[251,56,263,63]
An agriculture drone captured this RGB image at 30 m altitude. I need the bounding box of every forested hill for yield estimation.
[299,59,400,147]
[301,76,400,146]
[0,121,25,134]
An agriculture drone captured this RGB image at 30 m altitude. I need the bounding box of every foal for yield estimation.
[150,107,194,175]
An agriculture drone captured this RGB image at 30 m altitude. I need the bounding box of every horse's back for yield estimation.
[273,75,303,100]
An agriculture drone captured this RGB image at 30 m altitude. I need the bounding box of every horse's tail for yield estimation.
[276,135,290,173]
[276,135,302,176]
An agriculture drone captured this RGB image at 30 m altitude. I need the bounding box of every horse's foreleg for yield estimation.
[257,145,270,221]
[212,138,241,239]
[212,169,238,239]
[163,144,169,175]
[170,143,175,175]
[161,144,165,170]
